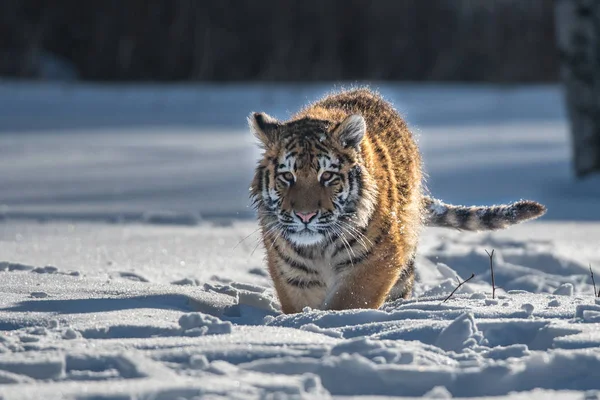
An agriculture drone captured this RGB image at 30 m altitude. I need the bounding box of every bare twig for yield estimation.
[443,273,475,303]
[591,264,598,298]
[485,249,496,299]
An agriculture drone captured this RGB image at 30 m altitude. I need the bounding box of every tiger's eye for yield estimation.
[283,172,294,182]
[320,171,333,181]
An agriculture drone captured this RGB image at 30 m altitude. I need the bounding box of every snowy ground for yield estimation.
[1,82,600,399]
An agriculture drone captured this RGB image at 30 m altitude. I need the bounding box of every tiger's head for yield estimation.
[249,112,376,247]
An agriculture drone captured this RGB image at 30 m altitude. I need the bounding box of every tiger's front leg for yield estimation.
[321,249,408,310]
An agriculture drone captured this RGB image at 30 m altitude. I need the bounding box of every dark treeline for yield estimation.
[0,0,558,82]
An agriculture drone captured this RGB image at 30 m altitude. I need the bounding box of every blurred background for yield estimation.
[1,0,599,222]
[1,0,557,82]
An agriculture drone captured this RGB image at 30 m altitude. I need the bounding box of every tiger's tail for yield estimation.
[423,196,546,231]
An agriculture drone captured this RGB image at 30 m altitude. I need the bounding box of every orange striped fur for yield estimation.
[250,88,422,313]
[249,88,545,314]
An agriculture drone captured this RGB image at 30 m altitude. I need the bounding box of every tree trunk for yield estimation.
[555,0,600,177]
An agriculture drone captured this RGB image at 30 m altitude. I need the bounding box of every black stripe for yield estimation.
[356,172,363,200]
[314,143,329,154]
[371,140,395,203]
[286,277,324,289]
[401,255,415,278]
[480,208,496,229]
[263,170,271,209]
[379,217,392,232]
[331,239,357,259]
[256,168,264,197]
[428,205,449,227]
[338,153,351,167]
[349,166,362,200]
[285,140,297,151]
[331,232,359,258]
[274,243,319,275]
[454,208,470,228]
[334,231,385,272]
[347,171,354,198]
[334,250,368,272]
[396,181,409,198]
[394,255,416,298]
[264,169,271,190]
[289,242,314,259]
[285,152,297,160]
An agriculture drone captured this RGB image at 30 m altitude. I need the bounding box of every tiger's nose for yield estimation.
[295,211,317,223]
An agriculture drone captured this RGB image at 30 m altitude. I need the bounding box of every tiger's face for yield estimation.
[250,112,375,247]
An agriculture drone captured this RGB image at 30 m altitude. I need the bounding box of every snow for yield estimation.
[1,81,600,399]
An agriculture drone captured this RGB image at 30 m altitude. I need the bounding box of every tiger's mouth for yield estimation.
[285,228,326,247]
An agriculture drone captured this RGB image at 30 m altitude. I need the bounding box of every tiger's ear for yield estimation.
[333,114,366,149]
[248,112,280,146]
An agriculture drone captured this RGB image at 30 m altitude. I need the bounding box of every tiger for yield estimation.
[249,88,546,314]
